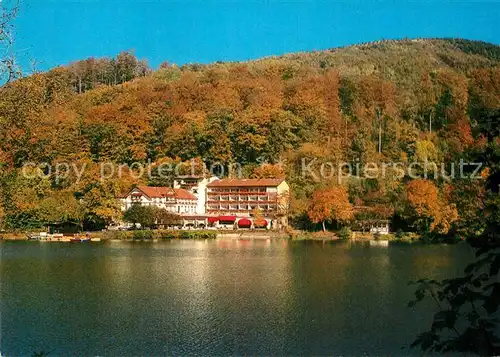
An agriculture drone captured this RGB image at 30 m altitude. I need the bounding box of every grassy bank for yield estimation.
[351,232,421,242]
[96,230,218,240]
[102,230,290,241]
[289,231,339,241]
[289,230,422,243]
[0,230,218,241]
[0,232,27,240]
[0,229,423,243]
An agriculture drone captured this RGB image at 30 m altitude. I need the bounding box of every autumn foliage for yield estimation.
[308,186,354,231]
[405,179,458,234]
[0,39,498,233]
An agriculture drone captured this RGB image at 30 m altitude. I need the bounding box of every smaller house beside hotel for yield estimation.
[121,186,198,214]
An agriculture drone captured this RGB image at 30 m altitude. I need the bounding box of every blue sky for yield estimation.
[12,0,500,71]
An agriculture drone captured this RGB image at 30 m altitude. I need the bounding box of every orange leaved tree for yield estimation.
[405,179,458,234]
[308,186,354,231]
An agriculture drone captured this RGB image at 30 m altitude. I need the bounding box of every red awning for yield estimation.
[208,217,219,223]
[254,219,268,228]
[218,216,236,222]
[238,218,252,227]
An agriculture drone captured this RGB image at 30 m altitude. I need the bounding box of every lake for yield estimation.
[0,239,474,356]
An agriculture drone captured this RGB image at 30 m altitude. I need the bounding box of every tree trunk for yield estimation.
[345,115,348,147]
[322,221,326,232]
[377,110,382,153]
[378,123,382,153]
[429,111,432,134]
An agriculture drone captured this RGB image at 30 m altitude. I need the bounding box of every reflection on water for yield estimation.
[0,240,472,356]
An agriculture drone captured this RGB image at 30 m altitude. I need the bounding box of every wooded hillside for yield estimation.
[0,38,499,234]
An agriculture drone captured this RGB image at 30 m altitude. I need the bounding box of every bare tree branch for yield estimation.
[0,0,22,84]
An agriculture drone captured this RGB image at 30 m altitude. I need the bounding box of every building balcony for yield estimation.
[208,199,276,204]
[208,191,269,196]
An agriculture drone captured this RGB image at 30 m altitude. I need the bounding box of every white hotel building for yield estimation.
[120,177,290,229]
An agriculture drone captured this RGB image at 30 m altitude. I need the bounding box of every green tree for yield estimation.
[38,191,85,229]
[0,199,5,229]
[123,205,158,228]
[155,209,181,226]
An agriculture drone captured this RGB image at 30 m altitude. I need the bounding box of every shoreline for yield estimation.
[0,229,423,243]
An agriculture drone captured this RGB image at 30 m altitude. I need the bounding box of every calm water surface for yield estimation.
[0,239,473,356]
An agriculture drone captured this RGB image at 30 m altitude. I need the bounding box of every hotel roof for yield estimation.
[207,178,285,188]
[128,186,197,200]
[173,188,197,200]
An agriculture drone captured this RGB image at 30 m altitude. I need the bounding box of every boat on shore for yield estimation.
[70,236,91,243]
[27,232,64,241]
[27,232,97,243]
